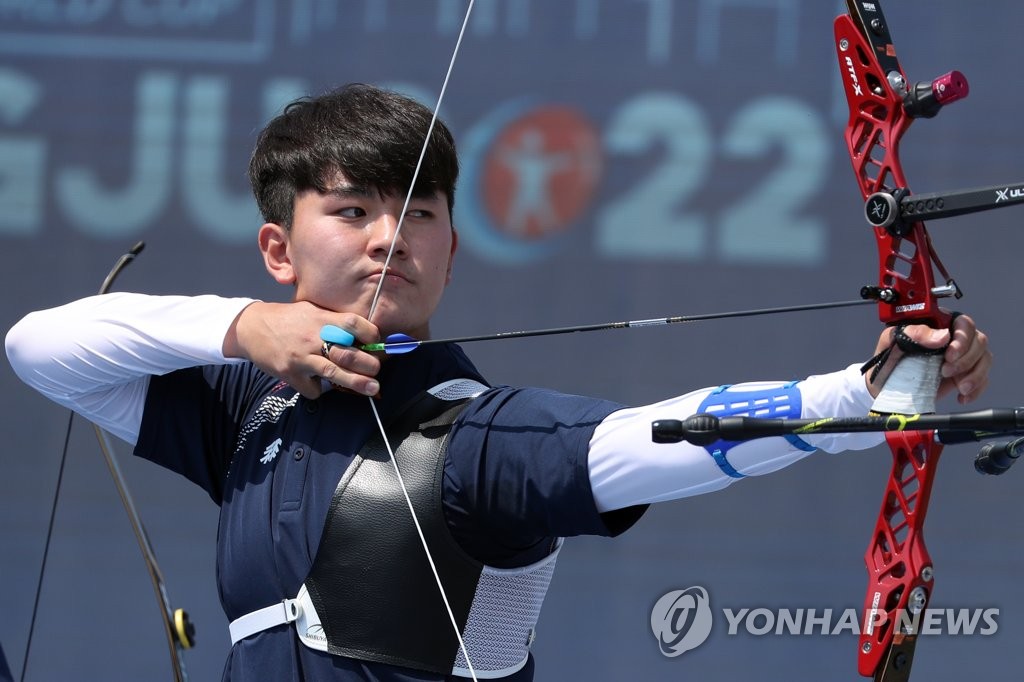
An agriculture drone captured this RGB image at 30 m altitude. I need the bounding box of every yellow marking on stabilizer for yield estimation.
[794,418,836,434]
[883,413,921,431]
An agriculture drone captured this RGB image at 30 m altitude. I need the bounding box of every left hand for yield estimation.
[865,313,992,404]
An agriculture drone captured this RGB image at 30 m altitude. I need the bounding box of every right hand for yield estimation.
[223,301,382,399]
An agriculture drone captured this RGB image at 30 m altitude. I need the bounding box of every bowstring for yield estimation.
[365,2,478,679]
[367,3,474,319]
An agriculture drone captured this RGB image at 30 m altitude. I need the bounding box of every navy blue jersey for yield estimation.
[134,343,645,681]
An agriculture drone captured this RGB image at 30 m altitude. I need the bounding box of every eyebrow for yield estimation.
[324,184,373,199]
[323,183,442,203]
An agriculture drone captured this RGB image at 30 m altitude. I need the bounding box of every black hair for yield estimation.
[248,83,459,228]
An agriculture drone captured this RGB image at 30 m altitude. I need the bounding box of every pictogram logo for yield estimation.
[481,106,601,240]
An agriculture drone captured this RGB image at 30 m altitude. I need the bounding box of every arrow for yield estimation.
[320,298,875,355]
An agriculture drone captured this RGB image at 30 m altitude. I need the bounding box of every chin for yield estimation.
[368,295,438,337]
[373,314,428,340]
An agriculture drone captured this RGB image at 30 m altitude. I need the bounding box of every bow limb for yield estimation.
[836,3,964,679]
[21,244,193,682]
[93,426,194,682]
[364,2,480,679]
[96,246,195,681]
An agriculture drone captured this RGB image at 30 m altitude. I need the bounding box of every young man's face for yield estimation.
[260,172,457,339]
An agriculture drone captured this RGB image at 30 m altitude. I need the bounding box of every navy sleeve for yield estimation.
[134,363,277,504]
[444,386,647,566]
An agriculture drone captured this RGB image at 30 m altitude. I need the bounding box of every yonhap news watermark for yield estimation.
[650,585,999,658]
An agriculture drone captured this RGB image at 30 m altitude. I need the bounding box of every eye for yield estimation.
[335,206,366,218]
[406,196,445,220]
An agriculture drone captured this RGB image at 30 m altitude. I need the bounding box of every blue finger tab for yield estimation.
[320,325,355,347]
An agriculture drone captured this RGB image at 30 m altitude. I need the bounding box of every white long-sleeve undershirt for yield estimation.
[6,293,883,513]
[5,292,255,444]
[587,367,883,512]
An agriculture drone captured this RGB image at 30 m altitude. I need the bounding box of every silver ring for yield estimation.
[320,341,334,358]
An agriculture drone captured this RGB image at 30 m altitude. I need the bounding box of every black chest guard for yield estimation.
[304,384,484,674]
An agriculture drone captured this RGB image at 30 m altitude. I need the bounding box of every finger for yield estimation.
[943,329,989,380]
[942,374,988,405]
[943,313,975,357]
[317,356,380,397]
[938,348,991,404]
[899,324,950,351]
[325,343,382,378]
[956,347,992,403]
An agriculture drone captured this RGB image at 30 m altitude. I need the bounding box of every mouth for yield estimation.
[366,268,412,285]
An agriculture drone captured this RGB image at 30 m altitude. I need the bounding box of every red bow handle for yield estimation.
[834,3,969,678]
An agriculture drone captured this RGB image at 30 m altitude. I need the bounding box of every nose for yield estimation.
[367,212,407,258]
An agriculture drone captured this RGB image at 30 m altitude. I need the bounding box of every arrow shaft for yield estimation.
[364,299,873,353]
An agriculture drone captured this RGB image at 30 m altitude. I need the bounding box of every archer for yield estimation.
[5,83,991,681]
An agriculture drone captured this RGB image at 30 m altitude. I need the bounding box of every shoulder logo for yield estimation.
[260,437,282,464]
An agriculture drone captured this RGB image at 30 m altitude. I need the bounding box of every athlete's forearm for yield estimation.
[587,364,881,512]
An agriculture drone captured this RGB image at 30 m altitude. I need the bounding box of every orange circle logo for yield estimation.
[481,106,602,240]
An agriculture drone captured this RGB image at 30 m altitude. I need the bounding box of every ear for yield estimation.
[258,222,296,285]
[445,228,459,285]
